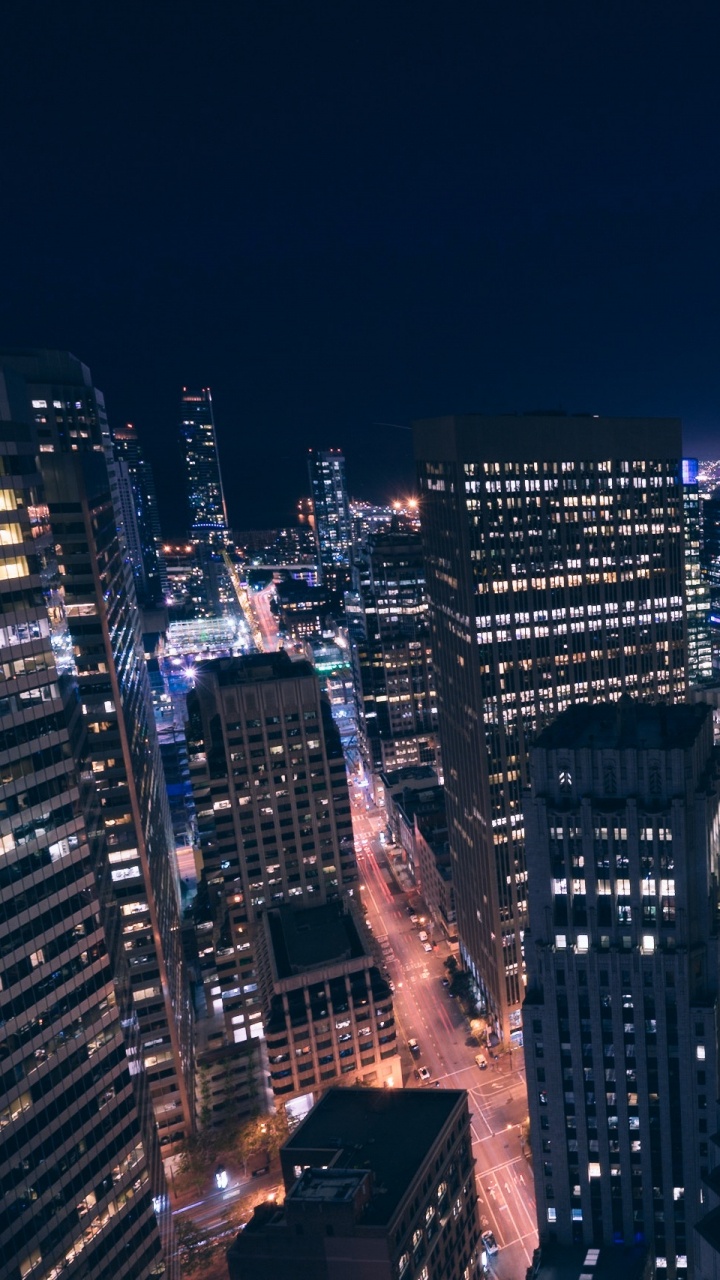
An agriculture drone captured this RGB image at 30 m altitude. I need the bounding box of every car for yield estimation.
[423,942,433,952]
[408,1038,420,1057]
[410,913,419,924]
[440,977,450,988]
[388,980,395,992]
[418,930,428,942]
[482,1231,499,1256]
[417,1066,431,1081]
[475,1053,488,1070]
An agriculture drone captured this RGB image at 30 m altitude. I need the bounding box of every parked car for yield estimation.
[418,930,428,942]
[417,1066,431,1082]
[475,1053,488,1070]
[423,942,433,952]
[408,1038,420,1057]
[482,1231,499,1256]
[440,977,450,988]
[410,914,419,924]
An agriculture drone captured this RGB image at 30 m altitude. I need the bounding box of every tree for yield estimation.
[175,1218,220,1275]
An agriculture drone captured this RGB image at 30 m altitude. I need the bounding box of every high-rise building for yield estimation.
[0,405,173,1280]
[524,699,719,1278]
[346,529,438,777]
[227,1087,481,1280]
[180,387,228,547]
[187,652,358,1046]
[308,448,352,601]
[113,421,169,608]
[0,349,194,1152]
[681,458,712,684]
[414,413,688,1038]
[258,900,400,1103]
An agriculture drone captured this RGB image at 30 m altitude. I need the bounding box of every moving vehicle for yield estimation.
[482,1231,499,1256]
[423,942,433,952]
[408,1038,420,1057]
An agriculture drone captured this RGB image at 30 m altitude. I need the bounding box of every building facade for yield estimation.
[258,900,400,1102]
[415,413,689,1038]
[524,700,720,1279]
[180,386,228,546]
[228,1087,481,1280]
[307,448,352,601]
[0,407,173,1280]
[682,459,712,684]
[112,421,169,608]
[187,653,358,1046]
[347,530,439,777]
[0,349,194,1152]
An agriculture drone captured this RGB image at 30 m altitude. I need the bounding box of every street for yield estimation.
[351,783,537,1280]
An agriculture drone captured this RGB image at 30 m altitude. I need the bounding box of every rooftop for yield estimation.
[196,651,315,686]
[413,412,681,464]
[534,697,710,754]
[288,1167,369,1205]
[283,1086,465,1226]
[267,902,367,979]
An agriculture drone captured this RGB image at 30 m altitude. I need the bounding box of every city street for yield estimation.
[247,582,281,651]
[351,783,537,1280]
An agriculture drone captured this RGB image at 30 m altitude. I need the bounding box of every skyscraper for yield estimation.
[524,699,718,1277]
[180,387,228,546]
[187,652,358,1046]
[414,413,688,1038]
[307,448,352,600]
[0,403,173,1280]
[681,458,712,685]
[346,529,438,777]
[113,421,169,608]
[0,349,194,1152]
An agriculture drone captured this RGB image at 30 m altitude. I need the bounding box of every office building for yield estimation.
[0,408,173,1280]
[0,349,194,1152]
[113,421,169,607]
[307,448,352,600]
[415,413,688,1038]
[258,900,400,1103]
[180,386,228,546]
[276,577,331,641]
[227,1087,481,1280]
[347,529,438,777]
[187,652,358,1045]
[523,699,719,1278]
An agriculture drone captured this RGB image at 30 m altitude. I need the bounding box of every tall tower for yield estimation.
[346,529,438,776]
[187,652,358,1046]
[524,699,719,1277]
[307,448,352,601]
[0,349,194,1153]
[414,413,688,1038]
[113,421,169,607]
[180,387,229,546]
[681,458,712,684]
[0,400,174,1279]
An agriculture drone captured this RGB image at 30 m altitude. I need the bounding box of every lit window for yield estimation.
[576,935,589,952]
[697,1045,706,1061]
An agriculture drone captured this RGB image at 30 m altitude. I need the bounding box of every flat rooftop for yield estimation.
[534,698,710,753]
[267,902,367,978]
[413,412,682,463]
[196,651,314,685]
[283,1087,465,1226]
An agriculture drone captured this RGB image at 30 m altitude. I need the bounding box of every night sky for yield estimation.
[3,3,720,531]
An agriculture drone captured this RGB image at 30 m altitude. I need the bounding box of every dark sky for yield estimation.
[3,3,720,531]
